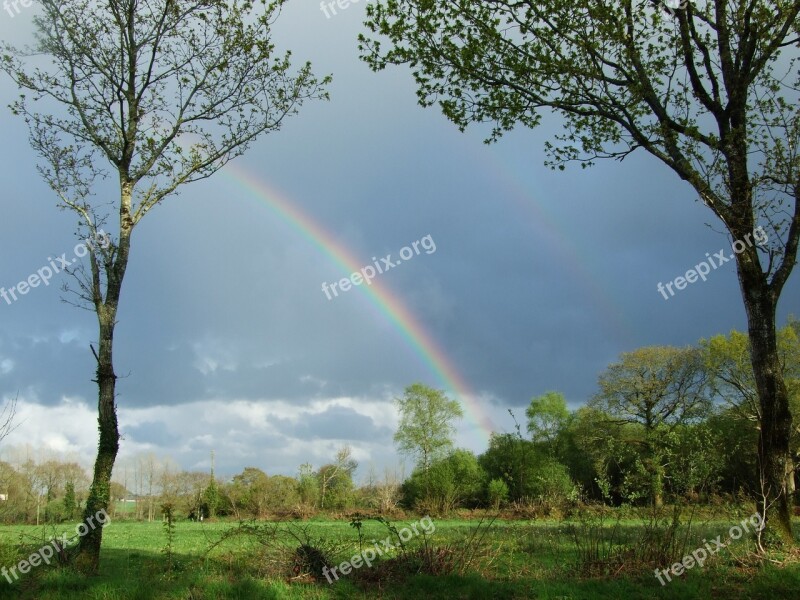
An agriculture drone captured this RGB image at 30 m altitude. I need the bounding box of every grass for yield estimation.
[0,511,797,599]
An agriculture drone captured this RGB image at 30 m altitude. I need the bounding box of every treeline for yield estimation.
[391,322,799,515]
[1,323,797,523]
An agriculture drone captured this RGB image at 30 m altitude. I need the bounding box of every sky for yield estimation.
[0,1,797,485]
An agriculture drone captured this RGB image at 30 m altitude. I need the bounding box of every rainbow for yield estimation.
[222,162,497,442]
[475,145,637,345]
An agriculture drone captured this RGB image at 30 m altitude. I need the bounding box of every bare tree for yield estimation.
[0,395,18,445]
[1,0,329,572]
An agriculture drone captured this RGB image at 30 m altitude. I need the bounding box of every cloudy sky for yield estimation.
[0,2,797,483]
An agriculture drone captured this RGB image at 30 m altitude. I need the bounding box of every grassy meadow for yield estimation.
[0,508,798,599]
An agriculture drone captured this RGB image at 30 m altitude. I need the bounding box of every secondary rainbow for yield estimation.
[222,162,497,441]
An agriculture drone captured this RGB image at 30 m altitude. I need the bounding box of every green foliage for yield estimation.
[402,450,485,514]
[589,346,711,507]
[62,482,77,520]
[297,463,319,509]
[161,502,177,577]
[203,477,222,519]
[317,445,358,510]
[486,478,509,510]
[529,459,578,504]
[526,391,569,445]
[394,383,464,472]
[263,475,301,512]
[479,433,576,505]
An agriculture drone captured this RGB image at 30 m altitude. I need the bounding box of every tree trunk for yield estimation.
[75,182,132,573]
[75,310,119,573]
[741,279,795,544]
[645,434,664,508]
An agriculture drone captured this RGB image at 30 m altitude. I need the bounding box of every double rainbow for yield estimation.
[223,163,497,443]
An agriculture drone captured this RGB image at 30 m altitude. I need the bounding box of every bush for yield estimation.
[487,479,509,509]
[401,450,485,514]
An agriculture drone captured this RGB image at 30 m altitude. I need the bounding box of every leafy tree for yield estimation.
[317,445,358,510]
[109,482,128,503]
[262,475,301,512]
[203,477,222,519]
[487,478,509,510]
[478,432,574,504]
[701,324,800,497]
[229,467,270,518]
[297,463,319,509]
[63,481,77,520]
[360,0,800,543]
[706,406,760,494]
[394,383,464,473]
[555,407,608,499]
[589,346,711,506]
[402,449,484,513]
[0,0,329,570]
[526,391,570,446]
[478,433,537,503]
[664,421,725,500]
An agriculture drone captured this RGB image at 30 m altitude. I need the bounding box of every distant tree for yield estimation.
[701,324,800,497]
[487,478,509,510]
[1,0,329,571]
[0,395,18,445]
[203,477,222,519]
[554,407,609,500]
[35,460,65,506]
[229,467,270,518]
[0,461,33,523]
[478,432,573,504]
[262,475,301,512]
[526,391,570,447]
[394,383,464,473]
[702,324,800,422]
[317,445,358,510]
[402,449,485,514]
[705,406,760,495]
[360,0,800,543]
[362,464,404,512]
[590,346,711,506]
[297,463,319,509]
[478,433,536,503]
[63,481,77,519]
[109,482,128,502]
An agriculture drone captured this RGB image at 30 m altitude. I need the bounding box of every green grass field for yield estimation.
[0,512,798,599]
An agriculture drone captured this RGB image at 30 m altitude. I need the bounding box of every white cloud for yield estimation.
[0,358,13,374]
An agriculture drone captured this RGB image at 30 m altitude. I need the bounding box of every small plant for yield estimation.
[349,512,365,553]
[161,502,177,577]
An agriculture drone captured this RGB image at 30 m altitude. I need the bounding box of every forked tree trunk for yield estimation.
[76,185,132,573]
